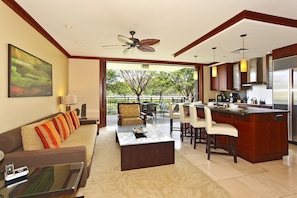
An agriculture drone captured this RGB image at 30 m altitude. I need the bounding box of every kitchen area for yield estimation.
[207,43,297,151]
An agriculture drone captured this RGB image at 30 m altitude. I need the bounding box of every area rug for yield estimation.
[76,128,233,198]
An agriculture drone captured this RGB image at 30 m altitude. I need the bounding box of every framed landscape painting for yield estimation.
[8,44,53,97]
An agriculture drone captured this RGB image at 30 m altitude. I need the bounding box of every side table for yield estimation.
[0,162,84,198]
[79,117,99,135]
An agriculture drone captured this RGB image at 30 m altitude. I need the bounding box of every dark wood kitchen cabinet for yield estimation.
[210,63,233,91]
[272,43,297,59]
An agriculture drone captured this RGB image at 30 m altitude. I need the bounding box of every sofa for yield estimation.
[0,110,98,187]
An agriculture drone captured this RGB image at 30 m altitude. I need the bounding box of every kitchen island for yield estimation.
[195,105,289,163]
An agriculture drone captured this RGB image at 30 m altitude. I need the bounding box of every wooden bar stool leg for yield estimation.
[170,119,173,134]
[207,134,211,160]
[234,137,237,163]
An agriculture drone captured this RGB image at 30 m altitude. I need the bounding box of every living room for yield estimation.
[1,1,297,197]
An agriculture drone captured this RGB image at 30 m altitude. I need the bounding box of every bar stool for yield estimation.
[169,103,180,134]
[204,106,238,163]
[179,104,191,143]
[189,105,207,149]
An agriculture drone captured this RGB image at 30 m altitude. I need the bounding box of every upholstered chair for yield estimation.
[117,103,146,126]
[179,104,191,143]
[204,106,238,163]
[189,105,207,149]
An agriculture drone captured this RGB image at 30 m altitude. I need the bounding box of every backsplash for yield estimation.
[246,84,272,104]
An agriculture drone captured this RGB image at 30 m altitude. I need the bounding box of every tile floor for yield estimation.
[103,115,297,197]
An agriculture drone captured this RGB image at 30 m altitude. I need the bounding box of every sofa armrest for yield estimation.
[0,146,88,187]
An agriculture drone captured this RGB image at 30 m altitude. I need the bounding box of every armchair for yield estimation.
[117,103,147,126]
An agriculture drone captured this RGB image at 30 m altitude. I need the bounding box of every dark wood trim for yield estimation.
[174,10,297,57]
[2,0,70,57]
[70,56,206,66]
[99,60,106,128]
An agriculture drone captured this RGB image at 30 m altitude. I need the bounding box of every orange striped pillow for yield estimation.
[70,110,80,129]
[35,121,61,149]
[63,112,75,134]
[52,115,70,141]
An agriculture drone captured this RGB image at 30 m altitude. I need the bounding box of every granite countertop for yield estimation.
[194,104,288,116]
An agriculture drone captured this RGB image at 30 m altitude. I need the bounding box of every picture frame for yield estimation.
[8,44,53,97]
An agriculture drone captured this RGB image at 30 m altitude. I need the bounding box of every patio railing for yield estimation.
[106,96,187,115]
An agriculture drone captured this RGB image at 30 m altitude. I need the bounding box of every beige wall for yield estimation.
[0,2,69,133]
[69,59,100,118]
[203,66,216,102]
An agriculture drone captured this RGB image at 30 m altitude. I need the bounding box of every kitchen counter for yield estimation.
[195,104,287,116]
[187,104,289,163]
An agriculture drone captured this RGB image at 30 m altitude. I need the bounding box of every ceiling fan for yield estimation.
[103,31,160,54]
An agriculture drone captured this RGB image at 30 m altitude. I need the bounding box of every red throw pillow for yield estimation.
[35,121,61,149]
[63,112,75,134]
[70,110,80,129]
[52,115,71,141]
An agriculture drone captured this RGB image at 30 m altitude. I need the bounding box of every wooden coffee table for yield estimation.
[116,125,175,171]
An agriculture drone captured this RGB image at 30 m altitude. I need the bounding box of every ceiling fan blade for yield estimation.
[118,35,134,44]
[137,45,155,52]
[123,47,134,54]
[102,44,127,47]
[139,39,160,46]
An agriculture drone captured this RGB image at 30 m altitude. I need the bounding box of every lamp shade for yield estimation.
[212,66,217,77]
[240,58,247,72]
[0,150,4,161]
[61,95,77,105]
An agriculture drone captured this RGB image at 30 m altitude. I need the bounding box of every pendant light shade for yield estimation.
[211,47,217,77]
[212,66,217,77]
[240,34,247,72]
[240,58,247,72]
[194,70,198,80]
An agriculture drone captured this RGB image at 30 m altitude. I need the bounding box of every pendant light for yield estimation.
[211,47,217,77]
[240,34,247,72]
[193,55,198,80]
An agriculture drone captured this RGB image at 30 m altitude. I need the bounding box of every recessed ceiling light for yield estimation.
[65,25,72,29]
[75,41,81,44]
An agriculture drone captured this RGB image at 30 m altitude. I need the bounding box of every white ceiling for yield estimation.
[13,0,297,65]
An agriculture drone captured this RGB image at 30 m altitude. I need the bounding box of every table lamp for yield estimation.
[0,150,4,161]
[61,95,77,111]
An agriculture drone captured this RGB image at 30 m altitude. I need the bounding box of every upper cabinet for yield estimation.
[272,44,297,60]
[210,63,233,91]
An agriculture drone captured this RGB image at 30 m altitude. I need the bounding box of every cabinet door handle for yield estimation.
[274,114,284,121]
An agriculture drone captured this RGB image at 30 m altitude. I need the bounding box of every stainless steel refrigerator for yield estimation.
[273,56,297,143]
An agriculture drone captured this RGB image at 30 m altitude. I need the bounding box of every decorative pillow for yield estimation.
[21,119,49,151]
[35,120,61,149]
[63,112,75,134]
[52,115,70,141]
[70,110,80,129]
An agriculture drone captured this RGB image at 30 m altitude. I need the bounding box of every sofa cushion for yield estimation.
[70,110,80,129]
[52,115,70,141]
[119,104,140,118]
[21,119,49,151]
[63,112,75,134]
[121,117,144,126]
[35,120,62,149]
[60,124,97,167]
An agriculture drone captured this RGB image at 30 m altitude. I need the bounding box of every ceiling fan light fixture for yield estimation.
[240,34,248,73]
